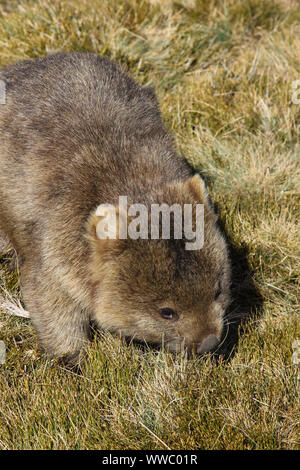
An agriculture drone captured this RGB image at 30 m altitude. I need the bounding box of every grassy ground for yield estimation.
[0,0,299,450]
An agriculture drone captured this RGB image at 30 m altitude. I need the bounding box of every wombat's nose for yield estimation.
[197,335,219,354]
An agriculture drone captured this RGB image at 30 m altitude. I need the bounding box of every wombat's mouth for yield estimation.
[166,335,220,355]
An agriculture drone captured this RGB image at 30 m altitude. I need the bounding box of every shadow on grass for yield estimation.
[214,217,264,362]
[192,166,264,363]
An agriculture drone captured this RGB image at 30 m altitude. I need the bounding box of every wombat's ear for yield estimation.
[87,204,127,255]
[186,174,208,203]
[187,174,218,222]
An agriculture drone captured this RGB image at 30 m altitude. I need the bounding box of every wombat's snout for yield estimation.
[196,334,220,354]
[166,334,220,355]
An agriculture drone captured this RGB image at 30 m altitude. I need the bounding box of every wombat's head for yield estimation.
[87,175,231,354]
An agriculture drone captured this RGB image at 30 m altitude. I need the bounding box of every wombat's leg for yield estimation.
[21,267,90,365]
[30,296,90,365]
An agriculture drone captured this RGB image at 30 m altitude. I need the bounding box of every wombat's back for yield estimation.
[0,52,164,156]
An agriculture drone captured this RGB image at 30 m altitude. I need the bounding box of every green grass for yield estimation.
[0,0,299,449]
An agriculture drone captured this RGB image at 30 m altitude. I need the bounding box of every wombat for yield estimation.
[0,52,231,364]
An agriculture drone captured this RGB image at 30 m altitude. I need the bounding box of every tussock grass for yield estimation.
[0,0,299,449]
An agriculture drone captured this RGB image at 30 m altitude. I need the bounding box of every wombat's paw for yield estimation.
[57,349,87,372]
[3,251,18,272]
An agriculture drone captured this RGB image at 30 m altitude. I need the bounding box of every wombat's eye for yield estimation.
[159,308,177,320]
[215,280,222,300]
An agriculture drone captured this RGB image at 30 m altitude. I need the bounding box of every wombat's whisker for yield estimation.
[214,322,230,353]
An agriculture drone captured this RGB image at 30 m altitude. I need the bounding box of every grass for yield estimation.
[0,0,299,450]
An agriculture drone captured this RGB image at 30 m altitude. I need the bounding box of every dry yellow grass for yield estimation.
[0,0,299,449]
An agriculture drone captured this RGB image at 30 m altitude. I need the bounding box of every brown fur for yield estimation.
[0,52,231,363]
